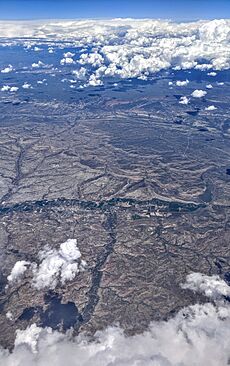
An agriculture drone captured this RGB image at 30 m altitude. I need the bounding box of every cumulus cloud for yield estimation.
[32,239,86,289]
[22,82,32,89]
[5,311,13,321]
[1,85,11,91]
[60,57,75,65]
[176,80,189,86]
[87,74,103,86]
[207,71,217,76]
[60,51,76,65]
[0,19,230,84]
[64,51,75,58]
[72,67,87,80]
[31,61,44,68]
[1,273,230,366]
[205,105,217,111]
[179,96,189,105]
[9,86,19,92]
[79,52,104,68]
[206,84,213,89]
[1,64,13,73]
[7,260,30,283]
[37,79,47,84]
[7,239,86,290]
[191,89,207,98]
[181,272,230,299]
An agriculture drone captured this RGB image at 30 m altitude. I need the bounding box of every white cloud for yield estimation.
[15,324,43,354]
[32,61,44,68]
[63,51,75,58]
[37,79,46,84]
[22,82,32,89]
[9,86,19,92]
[6,312,13,321]
[87,74,103,86]
[79,52,104,67]
[0,19,230,84]
[1,85,11,91]
[32,239,86,289]
[207,72,217,76]
[176,80,189,86]
[206,84,213,89]
[1,64,13,73]
[1,274,230,366]
[72,67,87,80]
[191,89,207,98]
[217,82,224,85]
[34,47,42,52]
[179,96,189,105]
[195,63,212,71]
[181,272,230,299]
[7,239,86,290]
[60,57,75,65]
[205,105,217,111]
[7,260,30,283]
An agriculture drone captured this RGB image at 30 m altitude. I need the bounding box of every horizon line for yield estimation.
[0,16,227,22]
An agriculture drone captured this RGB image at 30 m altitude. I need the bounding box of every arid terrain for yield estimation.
[0,73,230,349]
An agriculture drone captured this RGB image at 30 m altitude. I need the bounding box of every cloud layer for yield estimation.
[1,273,230,366]
[0,19,230,85]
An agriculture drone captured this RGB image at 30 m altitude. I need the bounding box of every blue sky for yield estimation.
[0,0,229,20]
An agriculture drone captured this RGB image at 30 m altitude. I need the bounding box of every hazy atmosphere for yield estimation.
[0,1,230,365]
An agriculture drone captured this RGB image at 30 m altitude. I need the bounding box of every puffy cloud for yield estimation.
[60,52,76,65]
[206,84,213,89]
[1,85,11,91]
[1,274,230,366]
[181,272,230,299]
[7,239,86,290]
[9,86,19,92]
[15,324,43,354]
[34,46,42,52]
[79,52,104,67]
[207,71,217,76]
[7,260,30,283]
[63,52,75,58]
[191,89,207,98]
[31,61,44,68]
[37,79,47,84]
[32,239,86,289]
[205,105,217,111]
[5,312,13,321]
[60,57,75,65]
[1,64,13,73]
[1,19,230,84]
[87,74,103,86]
[195,63,212,71]
[22,82,32,89]
[176,80,189,86]
[179,96,189,105]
